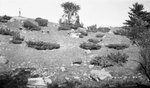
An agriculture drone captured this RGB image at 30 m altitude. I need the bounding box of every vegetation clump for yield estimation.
[90,52,129,68]
[95,34,105,38]
[10,33,24,44]
[113,29,128,36]
[80,42,101,50]
[87,38,101,44]
[23,20,41,31]
[97,27,111,33]
[0,15,12,23]
[0,68,34,88]
[0,27,19,36]
[105,44,129,50]
[35,17,48,27]
[26,41,60,50]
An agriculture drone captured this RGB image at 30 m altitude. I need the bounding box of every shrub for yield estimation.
[107,52,129,66]
[0,15,12,23]
[97,27,110,33]
[35,17,48,27]
[90,52,129,68]
[113,29,128,36]
[87,38,101,44]
[0,68,34,88]
[58,23,72,30]
[135,47,150,81]
[87,24,97,32]
[79,42,101,50]
[0,27,18,36]
[10,33,24,44]
[26,41,60,50]
[105,44,129,50]
[23,20,41,31]
[90,56,113,68]
[95,34,104,38]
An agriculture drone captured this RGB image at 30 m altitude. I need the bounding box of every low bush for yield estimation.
[35,17,48,27]
[0,27,18,36]
[58,23,72,30]
[10,33,24,44]
[26,41,60,50]
[79,42,101,50]
[87,25,97,32]
[90,52,129,68]
[0,15,12,23]
[113,29,128,36]
[97,27,111,33]
[0,68,34,88]
[88,38,101,44]
[136,47,150,81]
[107,52,129,66]
[95,34,104,38]
[90,56,113,68]
[23,21,41,31]
[105,44,129,50]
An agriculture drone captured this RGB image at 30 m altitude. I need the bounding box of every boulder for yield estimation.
[0,55,9,64]
[90,68,112,81]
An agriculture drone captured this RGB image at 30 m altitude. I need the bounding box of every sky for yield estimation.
[0,0,150,27]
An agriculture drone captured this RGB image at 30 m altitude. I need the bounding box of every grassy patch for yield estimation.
[26,41,60,50]
[105,44,129,50]
[80,42,101,50]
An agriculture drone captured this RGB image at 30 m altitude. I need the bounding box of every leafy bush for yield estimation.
[105,44,129,50]
[90,52,129,68]
[97,27,111,33]
[79,42,101,50]
[107,52,129,66]
[0,15,12,23]
[137,47,150,81]
[23,20,41,31]
[58,23,72,30]
[113,29,128,36]
[26,41,60,50]
[0,68,34,88]
[95,34,104,38]
[35,17,48,27]
[10,33,24,44]
[90,56,113,68]
[0,27,18,36]
[87,38,101,44]
[87,25,97,32]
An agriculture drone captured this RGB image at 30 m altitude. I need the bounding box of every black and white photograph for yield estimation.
[0,0,150,88]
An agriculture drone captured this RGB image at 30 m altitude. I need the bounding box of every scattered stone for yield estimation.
[90,68,112,81]
[73,60,82,65]
[85,50,91,54]
[0,55,9,64]
[28,78,46,86]
[60,67,66,72]
[89,65,94,69]
[43,77,52,84]
[73,76,80,80]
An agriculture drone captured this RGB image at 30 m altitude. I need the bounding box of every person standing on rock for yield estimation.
[19,8,21,17]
